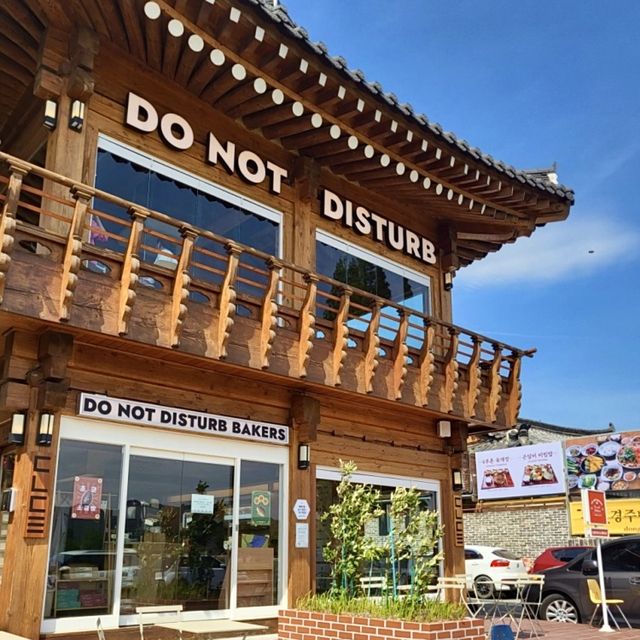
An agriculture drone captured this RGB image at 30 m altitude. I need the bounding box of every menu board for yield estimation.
[565,431,640,494]
[475,442,566,500]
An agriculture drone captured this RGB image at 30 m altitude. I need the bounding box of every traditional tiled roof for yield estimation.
[248,0,575,203]
[468,419,615,452]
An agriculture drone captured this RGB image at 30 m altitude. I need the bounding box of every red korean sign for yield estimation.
[581,488,608,538]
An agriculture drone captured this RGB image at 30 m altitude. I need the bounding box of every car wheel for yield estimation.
[474,575,494,599]
[540,593,580,623]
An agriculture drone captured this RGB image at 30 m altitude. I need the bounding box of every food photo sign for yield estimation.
[565,431,640,493]
[475,442,566,500]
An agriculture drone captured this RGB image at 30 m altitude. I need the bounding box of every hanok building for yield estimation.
[0,1,573,637]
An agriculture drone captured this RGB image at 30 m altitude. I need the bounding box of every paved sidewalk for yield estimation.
[487,620,638,639]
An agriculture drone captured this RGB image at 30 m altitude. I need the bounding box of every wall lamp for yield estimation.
[443,271,454,291]
[437,419,452,439]
[38,412,55,447]
[44,99,58,130]
[8,412,26,445]
[452,468,463,492]
[298,443,310,470]
[69,100,86,132]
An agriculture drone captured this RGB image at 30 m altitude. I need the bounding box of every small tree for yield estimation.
[322,460,384,595]
[388,487,443,601]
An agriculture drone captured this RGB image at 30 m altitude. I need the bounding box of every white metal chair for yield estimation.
[96,617,106,640]
[136,604,183,640]
[360,576,387,598]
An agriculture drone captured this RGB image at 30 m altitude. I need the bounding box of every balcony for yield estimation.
[0,152,530,428]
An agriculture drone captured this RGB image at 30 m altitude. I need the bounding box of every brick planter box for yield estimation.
[279,609,485,640]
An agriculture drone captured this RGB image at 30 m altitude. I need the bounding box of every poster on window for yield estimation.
[564,431,640,494]
[251,490,271,526]
[475,442,566,500]
[72,476,103,520]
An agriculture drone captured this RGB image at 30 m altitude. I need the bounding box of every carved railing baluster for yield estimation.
[0,161,30,304]
[463,336,481,417]
[206,241,241,359]
[118,207,147,335]
[438,328,459,413]
[484,345,503,422]
[391,310,408,400]
[504,351,523,426]
[362,301,381,394]
[259,258,281,369]
[329,286,351,386]
[297,272,317,378]
[169,226,198,348]
[414,320,435,407]
[60,186,93,321]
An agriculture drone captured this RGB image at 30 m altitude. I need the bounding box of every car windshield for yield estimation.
[553,548,589,562]
[493,549,521,560]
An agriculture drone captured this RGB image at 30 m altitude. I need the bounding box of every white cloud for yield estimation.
[456,213,640,287]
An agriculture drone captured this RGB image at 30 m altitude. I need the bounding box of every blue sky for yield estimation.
[283,0,640,430]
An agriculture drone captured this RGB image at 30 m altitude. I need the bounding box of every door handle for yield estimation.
[629,577,640,585]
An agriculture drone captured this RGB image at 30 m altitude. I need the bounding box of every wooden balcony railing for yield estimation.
[0,152,532,427]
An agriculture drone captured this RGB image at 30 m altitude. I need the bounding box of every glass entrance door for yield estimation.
[121,453,234,615]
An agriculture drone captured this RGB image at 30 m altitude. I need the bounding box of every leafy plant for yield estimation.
[322,460,384,595]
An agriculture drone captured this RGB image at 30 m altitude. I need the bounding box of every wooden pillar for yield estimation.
[0,330,73,638]
[292,157,319,271]
[441,421,467,582]
[437,224,458,324]
[287,394,319,606]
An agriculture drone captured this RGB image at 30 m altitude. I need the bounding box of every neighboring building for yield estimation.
[464,420,615,560]
[0,1,573,637]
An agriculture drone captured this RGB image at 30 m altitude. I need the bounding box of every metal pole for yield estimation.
[596,538,613,633]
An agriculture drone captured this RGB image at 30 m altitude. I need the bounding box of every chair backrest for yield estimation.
[96,617,105,640]
[136,604,183,640]
[587,578,602,604]
[360,576,386,596]
[490,624,515,640]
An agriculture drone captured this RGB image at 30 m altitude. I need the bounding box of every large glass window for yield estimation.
[315,470,439,594]
[316,232,431,348]
[46,441,123,619]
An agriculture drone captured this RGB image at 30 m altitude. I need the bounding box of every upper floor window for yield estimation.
[95,136,281,254]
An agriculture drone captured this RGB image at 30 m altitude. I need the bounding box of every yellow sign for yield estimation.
[570,499,640,536]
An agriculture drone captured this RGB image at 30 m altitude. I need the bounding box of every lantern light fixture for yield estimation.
[38,412,55,447]
[452,468,463,492]
[298,443,310,470]
[69,100,85,132]
[44,99,58,130]
[8,413,26,445]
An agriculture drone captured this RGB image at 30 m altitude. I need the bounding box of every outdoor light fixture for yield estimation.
[69,100,85,132]
[43,99,58,130]
[38,412,55,447]
[443,271,454,291]
[8,413,26,445]
[451,468,463,492]
[437,419,452,439]
[298,443,310,470]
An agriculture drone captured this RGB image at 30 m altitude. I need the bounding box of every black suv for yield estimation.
[536,535,640,627]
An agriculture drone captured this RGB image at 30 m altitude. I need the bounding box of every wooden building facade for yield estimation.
[0,1,573,637]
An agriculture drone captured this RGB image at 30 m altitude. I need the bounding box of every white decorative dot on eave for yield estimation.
[144,1,161,20]
[210,49,225,66]
[168,19,184,37]
[188,34,204,52]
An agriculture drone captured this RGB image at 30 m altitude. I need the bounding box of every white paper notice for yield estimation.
[295,523,309,548]
[191,494,214,514]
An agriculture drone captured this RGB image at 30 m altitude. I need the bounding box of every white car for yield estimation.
[464,545,526,597]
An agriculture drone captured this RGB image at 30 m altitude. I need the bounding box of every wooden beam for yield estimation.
[258,258,280,369]
[438,329,459,414]
[328,286,351,387]
[59,185,92,321]
[391,310,408,400]
[463,337,481,418]
[169,226,197,348]
[362,301,381,394]
[205,241,241,360]
[0,161,30,303]
[117,207,146,336]
[297,273,317,378]
[484,347,502,423]
[504,352,523,427]
[414,321,435,407]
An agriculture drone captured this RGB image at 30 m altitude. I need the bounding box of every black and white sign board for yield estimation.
[78,393,289,445]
